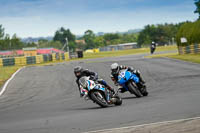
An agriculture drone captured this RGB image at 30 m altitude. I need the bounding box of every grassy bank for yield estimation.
[83,45,177,59]
[147,53,200,64]
[0,66,21,87]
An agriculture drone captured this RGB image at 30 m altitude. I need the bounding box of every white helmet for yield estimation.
[111,63,119,74]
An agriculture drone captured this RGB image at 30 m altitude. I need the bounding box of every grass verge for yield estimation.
[83,45,177,59]
[0,66,21,87]
[147,53,200,64]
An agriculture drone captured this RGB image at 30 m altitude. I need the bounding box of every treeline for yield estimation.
[0,25,24,50]
[0,24,63,51]
[80,30,138,50]
[0,21,196,52]
[137,23,184,47]
[176,20,200,46]
[52,27,139,51]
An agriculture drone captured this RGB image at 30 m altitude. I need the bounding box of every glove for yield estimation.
[80,93,84,97]
[114,82,119,86]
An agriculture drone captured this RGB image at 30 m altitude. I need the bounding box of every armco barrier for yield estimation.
[178,44,200,54]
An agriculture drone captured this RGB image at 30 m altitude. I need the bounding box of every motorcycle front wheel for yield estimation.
[127,81,143,97]
[90,91,109,108]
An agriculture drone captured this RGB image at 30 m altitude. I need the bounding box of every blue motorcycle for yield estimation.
[116,69,148,97]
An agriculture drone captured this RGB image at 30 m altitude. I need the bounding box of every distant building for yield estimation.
[23,47,37,56]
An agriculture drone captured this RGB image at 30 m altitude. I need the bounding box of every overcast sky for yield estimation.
[0,0,197,38]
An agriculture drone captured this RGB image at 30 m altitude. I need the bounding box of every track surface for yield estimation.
[0,54,200,133]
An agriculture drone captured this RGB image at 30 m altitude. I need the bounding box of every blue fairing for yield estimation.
[118,70,139,90]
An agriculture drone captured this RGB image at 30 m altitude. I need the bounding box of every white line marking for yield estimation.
[84,116,200,133]
[0,67,24,96]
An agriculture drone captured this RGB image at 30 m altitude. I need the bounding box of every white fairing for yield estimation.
[88,80,96,90]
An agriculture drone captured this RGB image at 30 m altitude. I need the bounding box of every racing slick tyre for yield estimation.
[127,81,143,98]
[90,91,109,108]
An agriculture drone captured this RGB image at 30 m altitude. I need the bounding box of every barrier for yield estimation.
[52,53,56,61]
[15,56,26,66]
[36,55,43,64]
[3,58,15,66]
[178,44,200,55]
[0,52,69,67]
[26,56,36,65]
[0,58,2,67]
[64,52,69,61]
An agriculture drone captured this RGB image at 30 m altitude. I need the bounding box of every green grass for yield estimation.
[147,53,200,64]
[83,45,177,59]
[0,66,21,87]
[168,54,200,64]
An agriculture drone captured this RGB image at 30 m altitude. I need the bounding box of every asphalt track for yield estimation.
[0,53,200,133]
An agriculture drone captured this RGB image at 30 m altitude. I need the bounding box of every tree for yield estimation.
[10,34,24,50]
[176,20,200,46]
[194,0,200,19]
[0,25,4,39]
[103,33,119,45]
[83,30,96,49]
[53,27,76,51]
[137,23,181,47]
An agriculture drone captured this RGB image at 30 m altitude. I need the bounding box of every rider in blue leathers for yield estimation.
[74,66,115,97]
[110,63,145,93]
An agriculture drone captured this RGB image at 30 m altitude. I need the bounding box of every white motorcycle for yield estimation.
[79,76,122,108]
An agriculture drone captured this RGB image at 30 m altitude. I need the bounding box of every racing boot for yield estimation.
[106,85,115,95]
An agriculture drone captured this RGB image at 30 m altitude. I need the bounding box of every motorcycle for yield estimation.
[79,76,122,108]
[112,69,148,98]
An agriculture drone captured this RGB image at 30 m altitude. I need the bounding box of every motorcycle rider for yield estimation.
[110,63,145,93]
[150,41,156,54]
[74,66,115,97]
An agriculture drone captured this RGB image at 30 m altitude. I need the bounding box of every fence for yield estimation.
[0,52,69,67]
[178,44,200,55]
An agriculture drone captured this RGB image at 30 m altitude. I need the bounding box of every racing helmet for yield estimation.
[74,66,83,77]
[111,63,119,74]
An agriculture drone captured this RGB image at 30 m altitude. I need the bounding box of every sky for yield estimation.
[0,0,198,38]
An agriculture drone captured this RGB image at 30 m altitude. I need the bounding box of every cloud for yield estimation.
[0,0,197,37]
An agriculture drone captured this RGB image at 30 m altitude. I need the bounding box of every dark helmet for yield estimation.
[74,66,83,77]
[111,63,119,74]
